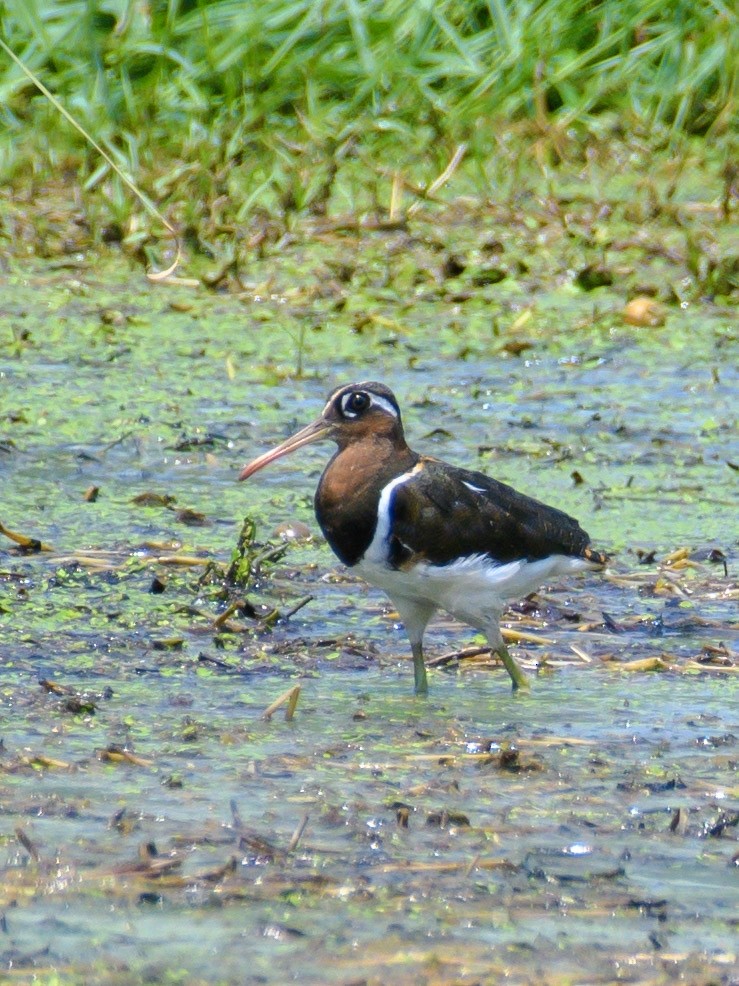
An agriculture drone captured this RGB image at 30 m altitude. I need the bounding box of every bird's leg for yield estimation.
[493,640,529,691]
[411,640,428,696]
[393,598,434,697]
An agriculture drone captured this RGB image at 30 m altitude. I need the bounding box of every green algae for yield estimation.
[1,213,737,985]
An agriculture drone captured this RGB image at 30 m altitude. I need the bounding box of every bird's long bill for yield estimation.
[238,418,331,481]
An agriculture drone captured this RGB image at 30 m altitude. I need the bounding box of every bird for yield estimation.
[239,381,608,695]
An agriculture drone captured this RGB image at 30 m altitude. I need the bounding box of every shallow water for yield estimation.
[2,668,737,984]
[1,256,737,984]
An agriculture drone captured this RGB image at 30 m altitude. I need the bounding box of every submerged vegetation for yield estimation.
[0,2,737,984]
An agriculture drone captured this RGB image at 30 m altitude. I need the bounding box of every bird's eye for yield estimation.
[343,391,370,416]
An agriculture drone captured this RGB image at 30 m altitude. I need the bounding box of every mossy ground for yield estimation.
[1,183,737,982]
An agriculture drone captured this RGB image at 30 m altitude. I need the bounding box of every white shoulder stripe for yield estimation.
[463,481,486,494]
[362,467,416,564]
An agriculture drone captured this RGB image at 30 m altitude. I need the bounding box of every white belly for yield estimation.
[355,551,593,630]
[355,464,596,630]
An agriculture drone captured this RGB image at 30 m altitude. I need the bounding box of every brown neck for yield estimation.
[315,436,417,566]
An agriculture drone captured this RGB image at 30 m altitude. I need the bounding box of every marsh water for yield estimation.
[1,242,737,985]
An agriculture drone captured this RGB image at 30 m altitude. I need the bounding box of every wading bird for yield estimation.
[239,382,607,694]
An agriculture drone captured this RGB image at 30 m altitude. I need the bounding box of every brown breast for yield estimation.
[315,438,417,566]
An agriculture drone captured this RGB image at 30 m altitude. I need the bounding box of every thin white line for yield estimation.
[369,394,398,418]
[363,468,415,564]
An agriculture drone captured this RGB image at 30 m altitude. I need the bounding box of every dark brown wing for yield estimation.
[389,457,602,567]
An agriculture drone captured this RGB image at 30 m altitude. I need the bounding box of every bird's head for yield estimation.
[238,381,404,480]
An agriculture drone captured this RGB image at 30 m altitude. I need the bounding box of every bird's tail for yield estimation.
[582,545,609,567]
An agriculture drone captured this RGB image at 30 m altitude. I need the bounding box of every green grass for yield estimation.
[0,0,736,260]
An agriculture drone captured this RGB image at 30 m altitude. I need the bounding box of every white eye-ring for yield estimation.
[334,390,400,420]
[341,391,371,417]
[369,394,399,418]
